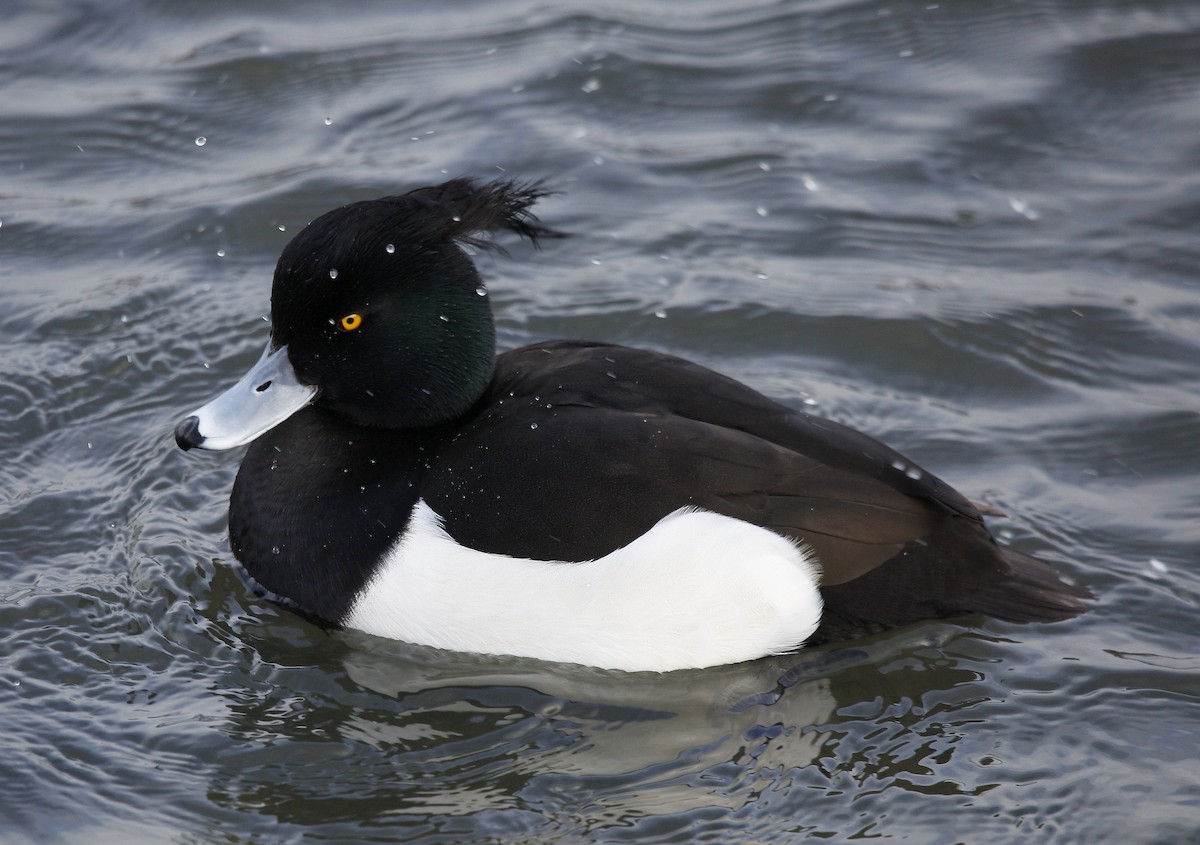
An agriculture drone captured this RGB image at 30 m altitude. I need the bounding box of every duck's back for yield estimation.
[419,340,1089,642]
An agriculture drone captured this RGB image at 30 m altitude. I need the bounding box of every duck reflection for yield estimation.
[205,615,990,836]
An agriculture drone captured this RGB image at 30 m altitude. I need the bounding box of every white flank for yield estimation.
[343,501,823,672]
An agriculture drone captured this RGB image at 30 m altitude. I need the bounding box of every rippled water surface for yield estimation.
[3,1,1199,842]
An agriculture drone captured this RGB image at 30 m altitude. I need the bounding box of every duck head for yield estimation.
[175,178,551,450]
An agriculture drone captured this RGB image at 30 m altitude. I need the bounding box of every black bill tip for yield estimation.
[174,415,203,451]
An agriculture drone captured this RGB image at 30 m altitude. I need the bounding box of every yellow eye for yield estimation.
[339,313,363,332]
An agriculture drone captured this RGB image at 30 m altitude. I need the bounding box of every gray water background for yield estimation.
[2,0,1199,842]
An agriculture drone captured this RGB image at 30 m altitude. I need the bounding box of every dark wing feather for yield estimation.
[493,340,981,517]
[430,340,956,579]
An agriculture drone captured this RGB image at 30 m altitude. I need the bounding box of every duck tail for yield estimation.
[965,546,1093,623]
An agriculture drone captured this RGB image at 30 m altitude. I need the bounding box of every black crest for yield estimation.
[276,178,559,283]
[394,178,560,251]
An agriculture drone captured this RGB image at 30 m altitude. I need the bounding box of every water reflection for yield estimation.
[205,619,991,837]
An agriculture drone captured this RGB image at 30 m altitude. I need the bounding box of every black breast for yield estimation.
[229,407,429,622]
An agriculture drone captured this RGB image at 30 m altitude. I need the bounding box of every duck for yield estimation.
[174,177,1091,672]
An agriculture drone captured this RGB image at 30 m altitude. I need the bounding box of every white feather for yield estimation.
[344,500,823,672]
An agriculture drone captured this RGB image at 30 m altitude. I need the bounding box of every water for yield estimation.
[3,0,1199,842]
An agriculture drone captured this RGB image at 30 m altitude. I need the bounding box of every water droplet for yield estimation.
[386,243,395,254]
[216,249,225,257]
[758,161,772,172]
[451,215,462,222]
[438,314,449,322]
[476,286,487,297]
[277,224,286,232]
[272,546,281,555]
[1009,198,1040,221]
[654,310,667,319]
[1149,557,1168,574]
[756,206,768,217]
[591,258,603,265]
[581,78,601,93]
[802,174,819,191]
[605,371,616,379]
[529,422,538,430]
[329,268,338,279]
[324,116,333,125]
[195,136,206,146]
